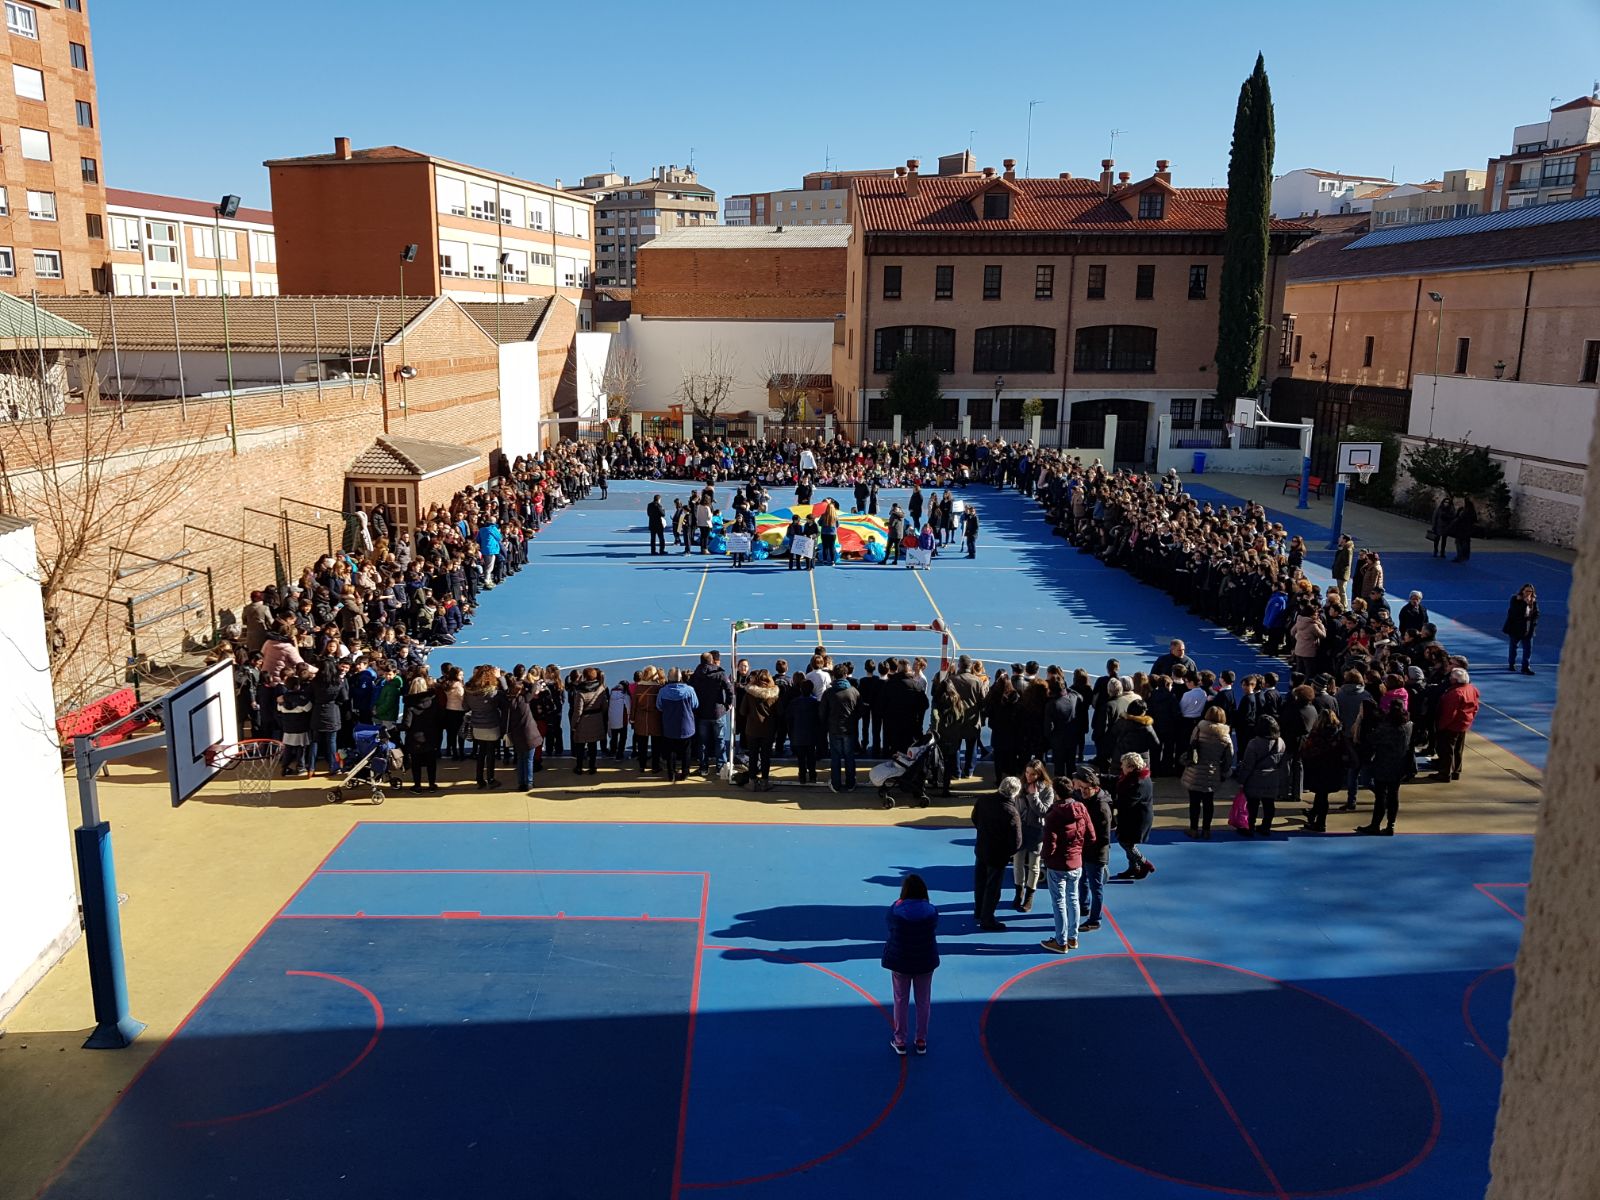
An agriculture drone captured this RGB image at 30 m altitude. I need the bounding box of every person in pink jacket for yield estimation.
[1433,668,1481,782]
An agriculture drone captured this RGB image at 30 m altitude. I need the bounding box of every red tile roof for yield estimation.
[855,174,1309,235]
[105,188,273,225]
[1552,95,1600,112]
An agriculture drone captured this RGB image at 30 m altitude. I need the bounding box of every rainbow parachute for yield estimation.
[752,504,889,555]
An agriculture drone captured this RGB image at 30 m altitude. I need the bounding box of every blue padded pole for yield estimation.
[76,821,145,1049]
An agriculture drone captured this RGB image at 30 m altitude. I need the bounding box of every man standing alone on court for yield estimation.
[646,495,667,555]
[963,506,980,558]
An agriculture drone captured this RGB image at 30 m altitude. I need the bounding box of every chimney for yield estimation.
[1118,171,1132,186]
[905,158,921,197]
[1002,158,1017,181]
[1155,158,1172,184]
[334,136,352,160]
[1099,158,1115,194]
[982,166,996,179]
[1058,172,1073,181]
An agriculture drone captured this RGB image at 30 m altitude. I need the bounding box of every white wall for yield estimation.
[574,331,612,421]
[0,519,78,1020]
[1410,375,1598,467]
[616,316,835,414]
[499,340,543,457]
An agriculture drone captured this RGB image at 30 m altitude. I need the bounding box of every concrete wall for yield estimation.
[574,331,612,421]
[1154,413,1306,475]
[0,520,78,1022]
[1396,433,1588,548]
[616,316,836,415]
[1409,374,1596,467]
[499,340,542,458]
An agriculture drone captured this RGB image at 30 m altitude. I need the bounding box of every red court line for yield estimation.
[33,821,361,1199]
[277,912,699,923]
[1462,962,1515,1066]
[679,944,907,1192]
[1474,883,1528,922]
[175,971,384,1128]
[669,874,711,1200]
[1105,911,1291,1200]
[317,867,710,876]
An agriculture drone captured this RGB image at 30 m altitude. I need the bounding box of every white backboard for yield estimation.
[162,660,238,806]
[1336,441,1384,475]
[1232,399,1257,429]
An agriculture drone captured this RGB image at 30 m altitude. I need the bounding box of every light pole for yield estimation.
[215,195,240,454]
[993,374,1004,434]
[1428,290,1444,437]
[398,244,417,415]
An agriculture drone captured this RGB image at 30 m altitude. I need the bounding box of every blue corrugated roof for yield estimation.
[1348,195,1600,249]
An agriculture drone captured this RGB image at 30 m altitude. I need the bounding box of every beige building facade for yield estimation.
[105,190,278,298]
[1370,170,1486,228]
[572,166,717,287]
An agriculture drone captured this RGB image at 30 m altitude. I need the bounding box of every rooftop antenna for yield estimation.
[1025,99,1045,177]
[1109,128,1128,160]
[824,144,832,172]
[688,146,696,172]
[609,149,615,173]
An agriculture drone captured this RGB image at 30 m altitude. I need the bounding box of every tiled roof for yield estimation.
[458,299,554,344]
[38,296,433,353]
[1295,168,1393,182]
[642,225,853,249]
[1285,212,1600,283]
[1552,95,1600,112]
[262,143,582,202]
[1293,212,1371,240]
[854,174,1310,235]
[264,144,427,166]
[0,293,95,349]
[105,188,274,225]
[348,436,479,479]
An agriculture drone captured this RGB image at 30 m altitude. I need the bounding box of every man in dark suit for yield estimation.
[646,495,667,555]
[963,507,980,558]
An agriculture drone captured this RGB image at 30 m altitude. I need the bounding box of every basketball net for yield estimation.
[205,740,282,800]
[1356,468,1373,487]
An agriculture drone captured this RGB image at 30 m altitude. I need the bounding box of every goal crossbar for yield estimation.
[731,619,951,672]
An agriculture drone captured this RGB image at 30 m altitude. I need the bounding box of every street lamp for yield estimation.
[1427,291,1444,437]
[398,244,418,413]
[214,195,241,454]
[993,374,1004,432]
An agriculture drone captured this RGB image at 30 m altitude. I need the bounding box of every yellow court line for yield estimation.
[681,565,710,646]
[912,568,961,654]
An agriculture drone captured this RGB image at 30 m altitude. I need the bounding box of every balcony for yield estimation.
[1508,175,1542,191]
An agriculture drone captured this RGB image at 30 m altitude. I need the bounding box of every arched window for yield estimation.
[873,326,956,373]
[1074,325,1157,373]
[974,325,1056,373]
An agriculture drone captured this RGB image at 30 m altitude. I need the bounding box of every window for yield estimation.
[19,127,50,161]
[1541,156,1577,188]
[0,247,12,276]
[982,192,1011,220]
[144,220,178,262]
[1187,265,1208,300]
[251,231,276,263]
[873,325,956,373]
[1583,340,1600,384]
[982,265,1002,300]
[110,214,139,250]
[1135,264,1155,299]
[0,186,6,215]
[1074,325,1157,372]
[999,397,1025,429]
[26,189,55,220]
[436,176,467,217]
[33,249,62,279]
[193,225,216,258]
[6,2,38,38]
[438,238,468,277]
[467,182,496,222]
[1038,397,1059,429]
[66,0,81,10]
[882,265,901,300]
[85,211,102,239]
[973,326,1056,373]
[75,99,93,127]
[1137,192,1166,219]
[69,41,87,69]
[934,264,953,300]
[1293,334,1303,363]
[1170,398,1197,428]
[12,64,44,100]
[1200,398,1228,428]
[79,156,97,184]
[967,398,993,429]
[148,279,180,294]
[1362,336,1375,368]
[1086,264,1106,299]
[1454,337,1470,375]
[217,229,236,260]
[1035,264,1054,300]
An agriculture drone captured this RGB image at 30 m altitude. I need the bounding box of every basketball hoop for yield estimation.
[605,416,621,434]
[1356,468,1374,487]
[204,738,284,801]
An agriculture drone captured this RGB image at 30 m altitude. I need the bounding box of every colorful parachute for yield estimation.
[751,504,889,555]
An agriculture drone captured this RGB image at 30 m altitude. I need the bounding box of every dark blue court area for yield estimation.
[44,821,1530,1199]
[445,478,1566,772]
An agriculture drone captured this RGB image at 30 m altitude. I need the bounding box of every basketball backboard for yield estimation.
[161,659,238,806]
[1336,441,1384,476]
[1232,398,1257,430]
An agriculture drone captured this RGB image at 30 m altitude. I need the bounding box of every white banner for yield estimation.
[726,533,752,556]
[907,546,933,569]
[790,535,815,559]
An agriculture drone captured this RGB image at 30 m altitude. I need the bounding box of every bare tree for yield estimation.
[756,338,825,425]
[679,340,735,424]
[599,343,644,422]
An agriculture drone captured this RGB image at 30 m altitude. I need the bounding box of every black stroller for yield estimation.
[870,731,945,809]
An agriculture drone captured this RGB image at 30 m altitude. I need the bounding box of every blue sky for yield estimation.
[94,0,1600,208]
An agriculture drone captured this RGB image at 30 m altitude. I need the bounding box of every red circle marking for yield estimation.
[980,953,1442,1198]
[680,944,907,1191]
[1462,962,1515,1066]
[176,970,384,1129]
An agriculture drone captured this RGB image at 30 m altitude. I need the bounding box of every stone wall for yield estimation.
[1394,434,1585,549]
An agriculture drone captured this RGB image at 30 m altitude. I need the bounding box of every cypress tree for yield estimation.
[883,352,943,436]
[1214,53,1276,407]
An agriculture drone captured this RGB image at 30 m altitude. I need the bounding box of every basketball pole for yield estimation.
[1327,474,1349,549]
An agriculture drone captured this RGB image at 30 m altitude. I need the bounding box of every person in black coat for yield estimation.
[1502,583,1539,674]
[1044,677,1081,777]
[972,777,1024,931]
[403,677,444,791]
[880,663,929,755]
[857,659,884,755]
[882,873,940,1055]
[310,661,349,776]
[646,495,667,555]
[1448,499,1477,563]
[1111,753,1155,879]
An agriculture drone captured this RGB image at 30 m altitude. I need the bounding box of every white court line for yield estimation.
[1477,700,1550,740]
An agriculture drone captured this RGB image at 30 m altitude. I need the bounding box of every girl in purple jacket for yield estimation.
[882,873,940,1055]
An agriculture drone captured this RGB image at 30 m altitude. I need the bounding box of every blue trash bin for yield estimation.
[1192,451,1207,474]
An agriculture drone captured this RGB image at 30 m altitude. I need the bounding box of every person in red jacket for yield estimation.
[1039,767,1098,953]
[1433,668,1481,782]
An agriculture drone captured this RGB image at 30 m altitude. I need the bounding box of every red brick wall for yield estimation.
[538,299,579,417]
[381,299,502,460]
[270,160,439,297]
[633,246,846,319]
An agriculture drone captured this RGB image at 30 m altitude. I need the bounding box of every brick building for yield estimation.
[569,166,718,287]
[1,0,108,295]
[264,138,595,310]
[105,189,279,297]
[633,225,848,319]
[842,157,1312,461]
[1483,93,1600,212]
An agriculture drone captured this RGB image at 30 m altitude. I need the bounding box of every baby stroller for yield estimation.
[326,723,397,805]
[870,732,944,809]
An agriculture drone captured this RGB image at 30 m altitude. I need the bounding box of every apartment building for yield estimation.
[1370,170,1486,228]
[1483,93,1600,211]
[1,0,108,295]
[843,157,1311,462]
[570,166,717,287]
[105,189,278,297]
[265,138,594,308]
[727,152,974,227]
[1270,168,1395,219]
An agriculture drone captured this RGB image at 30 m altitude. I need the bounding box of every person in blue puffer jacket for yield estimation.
[882,873,941,1056]
[655,668,699,782]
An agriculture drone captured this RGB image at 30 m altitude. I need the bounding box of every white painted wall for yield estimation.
[1410,375,1598,467]
[616,316,835,414]
[499,340,543,458]
[0,519,79,1021]
[574,331,613,420]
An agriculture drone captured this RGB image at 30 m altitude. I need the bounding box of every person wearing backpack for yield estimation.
[1235,715,1289,837]
[1039,771,1097,953]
